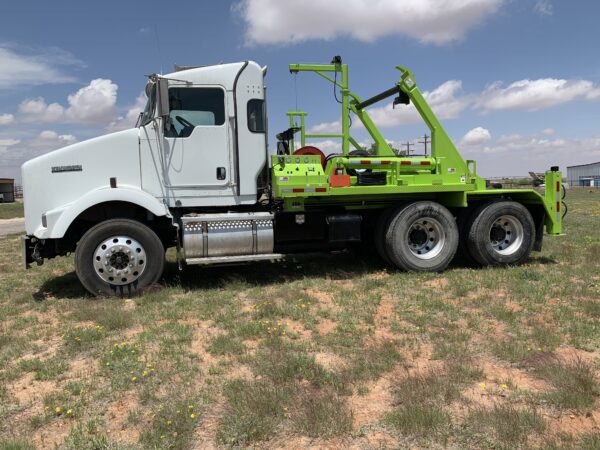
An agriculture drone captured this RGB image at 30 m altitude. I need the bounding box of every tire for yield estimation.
[375,208,396,265]
[385,201,459,272]
[466,201,535,266]
[75,219,165,297]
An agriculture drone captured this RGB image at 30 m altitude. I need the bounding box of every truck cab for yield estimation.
[138,61,268,207]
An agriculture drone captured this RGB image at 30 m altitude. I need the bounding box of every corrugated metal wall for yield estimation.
[0,179,15,202]
[567,163,600,187]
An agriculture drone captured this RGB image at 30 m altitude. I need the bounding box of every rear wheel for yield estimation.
[466,201,535,266]
[75,219,165,296]
[385,201,459,272]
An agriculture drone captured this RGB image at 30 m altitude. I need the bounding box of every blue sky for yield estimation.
[1,0,599,181]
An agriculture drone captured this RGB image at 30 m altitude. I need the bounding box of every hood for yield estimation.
[22,128,141,235]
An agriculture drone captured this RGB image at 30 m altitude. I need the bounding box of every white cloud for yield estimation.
[460,132,600,176]
[476,78,596,112]
[308,80,468,132]
[107,92,147,132]
[0,138,20,147]
[461,127,492,146]
[66,79,118,123]
[234,0,503,46]
[359,80,468,129]
[19,79,118,124]
[307,74,600,138]
[541,128,555,135]
[0,113,14,125]
[308,139,342,155]
[37,130,76,144]
[307,120,342,134]
[534,0,553,16]
[0,45,80,90]
[19,98,65,123]
[0,130,78,180]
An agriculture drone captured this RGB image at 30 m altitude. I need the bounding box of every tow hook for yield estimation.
[32,240,44,266]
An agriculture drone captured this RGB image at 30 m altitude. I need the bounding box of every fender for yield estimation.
[34,185,171,239]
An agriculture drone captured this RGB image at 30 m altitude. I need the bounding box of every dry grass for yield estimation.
[0,189,599,449]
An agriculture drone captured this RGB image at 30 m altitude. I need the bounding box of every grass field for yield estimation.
[0,202,23,220]
[0,189,599,449]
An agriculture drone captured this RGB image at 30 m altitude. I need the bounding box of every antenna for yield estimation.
[153,24,163,75]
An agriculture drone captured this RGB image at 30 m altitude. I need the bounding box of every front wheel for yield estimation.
[384,201,459,272]
[75,219,165,296]
[466,201,535,266]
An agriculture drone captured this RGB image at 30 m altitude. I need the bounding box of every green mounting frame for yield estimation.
[276,60,563,236]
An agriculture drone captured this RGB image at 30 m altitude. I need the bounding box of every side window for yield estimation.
[247,99,265,133]
[166,87,225,138]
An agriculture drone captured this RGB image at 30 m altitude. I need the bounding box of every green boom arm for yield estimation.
[288,62,470,175]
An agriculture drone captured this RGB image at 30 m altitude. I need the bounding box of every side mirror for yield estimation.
[157,78,170,118]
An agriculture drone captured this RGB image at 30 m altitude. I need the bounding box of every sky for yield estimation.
[1,0,599,182]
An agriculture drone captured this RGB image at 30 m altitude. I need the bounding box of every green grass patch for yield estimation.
[206,334,246,356]
[385,404,450,437]
[466,404,545,446]
[292,389,353,438]
[0,439,35,450]
[18,356,69,381]
[100,342,155,390]
[217,379,293,446]
[531,355,599,410]
[0,202,23,219]
[139,397,201,450]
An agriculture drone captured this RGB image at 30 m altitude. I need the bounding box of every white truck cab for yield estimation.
[22,61,272,295]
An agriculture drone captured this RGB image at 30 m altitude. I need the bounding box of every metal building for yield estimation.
[0,178,15,202]
[567,162,600,187]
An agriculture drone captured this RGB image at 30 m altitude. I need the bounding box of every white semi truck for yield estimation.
[21,57,564,296]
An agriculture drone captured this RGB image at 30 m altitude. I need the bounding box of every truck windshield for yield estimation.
[140,84,156,126]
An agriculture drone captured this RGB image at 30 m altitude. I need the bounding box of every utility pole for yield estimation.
[418,134,430,157]
[403,141,414,156]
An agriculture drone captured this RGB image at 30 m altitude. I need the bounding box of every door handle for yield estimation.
[217,167,226,180]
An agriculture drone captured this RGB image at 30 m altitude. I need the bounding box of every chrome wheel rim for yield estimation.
[489,215,524,256]
[93,236,147,285]
[406,217,445,260]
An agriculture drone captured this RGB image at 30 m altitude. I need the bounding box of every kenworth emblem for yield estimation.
[51,165,82,173]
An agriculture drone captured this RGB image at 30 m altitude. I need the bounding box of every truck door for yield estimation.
[162,86,230,189]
